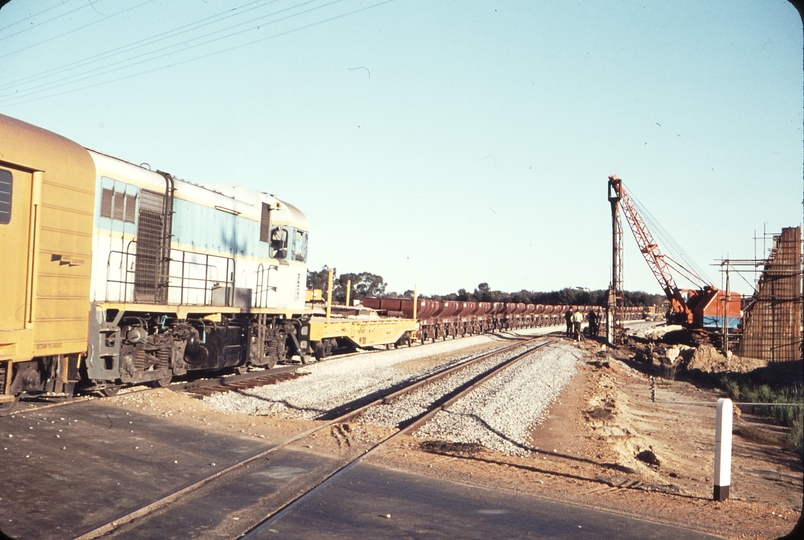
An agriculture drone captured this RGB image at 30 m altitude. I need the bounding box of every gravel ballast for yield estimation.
[201,330,556,419]
[357,343,538,429]
[414,342,583,456]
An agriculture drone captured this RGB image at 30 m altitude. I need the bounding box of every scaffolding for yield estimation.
[732,227,802,363]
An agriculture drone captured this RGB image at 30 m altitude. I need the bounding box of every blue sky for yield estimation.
[1,0,801,297]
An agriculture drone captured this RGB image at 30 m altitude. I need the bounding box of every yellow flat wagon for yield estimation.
[308,310,417,360]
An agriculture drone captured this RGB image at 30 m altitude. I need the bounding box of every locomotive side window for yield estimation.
[100,187,137,223]
[270,226,288,259]
[259,202,271,242]
[0,169,11,224]
[292,230,308,262]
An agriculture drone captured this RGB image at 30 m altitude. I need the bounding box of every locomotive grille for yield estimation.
[112,191,125,221]
[134,190,168,304]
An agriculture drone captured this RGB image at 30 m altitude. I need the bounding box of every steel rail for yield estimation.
[4,384,163,416]
[3,364,302,417]
[72,337,549,540]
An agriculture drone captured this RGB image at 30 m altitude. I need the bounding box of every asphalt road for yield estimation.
[0,400,268,539]
[254,462,724,540]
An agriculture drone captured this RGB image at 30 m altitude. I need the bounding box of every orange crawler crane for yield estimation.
[608,175,741,330]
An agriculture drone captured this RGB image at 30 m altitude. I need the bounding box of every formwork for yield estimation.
[740,227,802,362]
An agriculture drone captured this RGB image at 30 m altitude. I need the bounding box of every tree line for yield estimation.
[307,267,665,307]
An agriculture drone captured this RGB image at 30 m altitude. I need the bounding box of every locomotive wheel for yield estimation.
[0,396,19,417]
[101,386,120,397]
[150,376,173,388]
[263,338,283,369]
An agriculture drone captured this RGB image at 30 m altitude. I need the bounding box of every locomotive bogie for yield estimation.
[84,303,311,389]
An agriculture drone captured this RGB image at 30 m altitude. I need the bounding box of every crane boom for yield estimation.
[608,175,693,323]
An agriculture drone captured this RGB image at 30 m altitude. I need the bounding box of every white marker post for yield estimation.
[713,398,733,501]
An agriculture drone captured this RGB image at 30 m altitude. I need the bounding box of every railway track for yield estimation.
[73,337,554,539]
[173,364,308,398]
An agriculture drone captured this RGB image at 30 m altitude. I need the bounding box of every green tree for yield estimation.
[430,285,661,307]
[455,288,473,301]
[475,282,491,301]
[333,271,387,303]
[307,266,333,294]
[623,290,665,307]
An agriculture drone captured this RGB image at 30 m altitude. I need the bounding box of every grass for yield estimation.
[734,425,785,446]
[718,375,804,455]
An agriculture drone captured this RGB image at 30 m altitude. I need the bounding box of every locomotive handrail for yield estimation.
[104,244,236,306]
[253,263,279,308]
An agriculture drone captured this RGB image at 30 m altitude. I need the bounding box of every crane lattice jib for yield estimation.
[607,176,680,296]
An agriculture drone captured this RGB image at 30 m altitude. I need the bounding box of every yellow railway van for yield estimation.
[0,115,96,408]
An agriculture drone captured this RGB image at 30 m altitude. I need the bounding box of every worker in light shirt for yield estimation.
[571,310,584,341]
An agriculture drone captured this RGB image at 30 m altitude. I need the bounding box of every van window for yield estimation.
[0,169,11,225]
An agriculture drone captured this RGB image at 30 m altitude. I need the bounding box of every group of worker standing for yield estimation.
[564,309,600,341]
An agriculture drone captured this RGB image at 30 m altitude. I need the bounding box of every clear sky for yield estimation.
[1,0,801,297]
